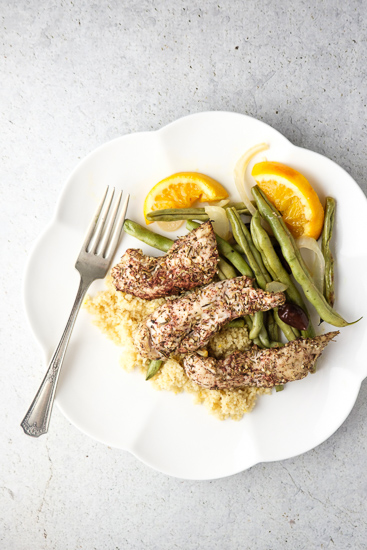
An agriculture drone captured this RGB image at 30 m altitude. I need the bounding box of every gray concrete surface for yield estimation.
[1,0,367,548]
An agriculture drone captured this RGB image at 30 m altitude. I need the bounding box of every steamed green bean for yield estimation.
[218,256,237,279]
[251,186,357,328]
[123,219,173,252]
[267,310,280,342]
[250,210,315,338]
[147,202,250,221]
[226,208,270,291]
[321,197,336,307]
[244,315,265,348]
[227,209,294,344]
[227,318,245,328]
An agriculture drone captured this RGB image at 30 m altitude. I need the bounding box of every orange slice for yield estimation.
[251,161,324,239]
[144,172,228,224]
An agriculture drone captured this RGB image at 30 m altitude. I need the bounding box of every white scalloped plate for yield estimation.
[23,112,367,480]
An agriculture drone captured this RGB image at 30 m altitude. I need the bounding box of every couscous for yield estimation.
[84,277,270,420]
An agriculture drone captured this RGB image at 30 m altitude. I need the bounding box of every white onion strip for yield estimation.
[210,199,230,207]
[204,206,230,240]
[234,143,269,215]
[266,281,288,293]
[296,236,325,293]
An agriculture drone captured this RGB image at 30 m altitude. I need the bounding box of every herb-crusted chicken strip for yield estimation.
[134,276,286,359]
[184,331,339,389]
[111,221,218,300]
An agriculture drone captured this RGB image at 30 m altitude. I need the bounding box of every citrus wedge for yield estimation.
[144,172,229,223]
[251,161,324,239]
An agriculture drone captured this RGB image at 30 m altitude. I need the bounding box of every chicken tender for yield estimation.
[111,221,218,300]
[134,276,286,359]
[183,331,339,389]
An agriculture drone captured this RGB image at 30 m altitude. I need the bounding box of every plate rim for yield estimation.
[22,110,367,480]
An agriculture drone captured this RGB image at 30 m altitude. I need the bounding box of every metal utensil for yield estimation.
[21,187,129,437]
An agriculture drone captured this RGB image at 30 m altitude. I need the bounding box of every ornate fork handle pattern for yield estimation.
[21,187,129,437]
[21,276,92,437]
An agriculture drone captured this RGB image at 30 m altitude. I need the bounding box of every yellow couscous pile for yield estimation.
[84,277,270,420]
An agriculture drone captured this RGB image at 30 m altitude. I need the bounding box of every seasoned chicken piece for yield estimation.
[134,276,286,359]
[183,331,339,389]
[111,221,218,300]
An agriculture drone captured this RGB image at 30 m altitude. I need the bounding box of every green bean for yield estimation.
[227,208,268,290]
[148,203,250,217]
[232,242,245,255]
[146,359,163,380]
[250,211,315,338]
[269,341,284,348]
[253,222,301,342]
[227,318,245,328]
[147,203,250,221]
[218,257,237,279]
[256,322,284,348]
[242,223,272,287]
[123,219,173,252]
[251,186,359,328]
[229,215,289,342]
[249,311,264,340]
[267,310,279,342]
[248,312,263,339]
[258,323,271,347]
[227,210,291,344]
[321,197,336,307]
[223,202,250,213]
[217,268,226,281]
[148,213,252,222]
[227,208,272,291]
[275,385,284,392]
[200,215,282,344]
[222,202,250,213]
[251,229,298,341]
[227,211,282,343]
[244,316,265,348]
[148,214,210,222]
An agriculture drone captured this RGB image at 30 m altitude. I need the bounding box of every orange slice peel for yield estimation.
[144,172,229,224]
[251,161,324,239]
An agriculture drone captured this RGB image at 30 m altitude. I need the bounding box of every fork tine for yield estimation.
[81,186,109,251]
[99,189,123,257]
[89,187,115,254]
[105,193,130,259]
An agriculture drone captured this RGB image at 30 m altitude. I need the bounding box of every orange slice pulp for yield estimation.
[143,172,229,224]
[251,161,324,239]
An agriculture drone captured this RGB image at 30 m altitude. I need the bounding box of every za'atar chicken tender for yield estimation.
[111,221,218,299]
[184,331,339,390]
[133,276,286,360]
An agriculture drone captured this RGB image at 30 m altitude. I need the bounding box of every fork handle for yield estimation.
[21,275,92,437]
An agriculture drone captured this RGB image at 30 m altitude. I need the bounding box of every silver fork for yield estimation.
[21,187,129,437]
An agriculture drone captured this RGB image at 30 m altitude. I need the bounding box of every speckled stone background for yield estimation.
[2,1,367,549]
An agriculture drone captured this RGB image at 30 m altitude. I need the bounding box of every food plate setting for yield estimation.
[23,111,367,480]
